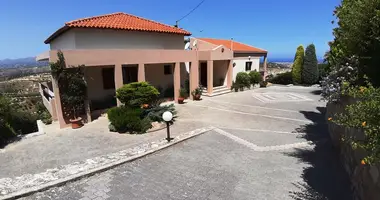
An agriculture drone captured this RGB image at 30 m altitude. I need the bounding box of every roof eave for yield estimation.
[44,26,191,44]
[44,26,70,44]
[234,50,268,54]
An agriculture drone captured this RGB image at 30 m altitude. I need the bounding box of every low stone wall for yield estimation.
[326,99,380,200]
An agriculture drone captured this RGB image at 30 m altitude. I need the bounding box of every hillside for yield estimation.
[0,57,48,68]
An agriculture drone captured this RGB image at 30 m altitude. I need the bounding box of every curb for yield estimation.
[0,127,214,200]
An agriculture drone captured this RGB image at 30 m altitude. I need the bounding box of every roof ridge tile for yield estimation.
[66,12,123,25]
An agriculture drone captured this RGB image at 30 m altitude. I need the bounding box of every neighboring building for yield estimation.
[37,12,253,128]
[190,38,268,81]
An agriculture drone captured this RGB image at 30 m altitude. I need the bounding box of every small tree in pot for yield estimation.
[178,88,187,104]
[51,51,87,129]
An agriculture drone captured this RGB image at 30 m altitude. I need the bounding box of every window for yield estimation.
[102,68,115,89]
[245,62,252,71]
[164,65,172,75]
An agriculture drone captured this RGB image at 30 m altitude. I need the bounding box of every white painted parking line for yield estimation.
[205,99,300,113]
[219,127,300,135]
[214,128,313,152]
[251,92,312,103]
[189,104,313,123]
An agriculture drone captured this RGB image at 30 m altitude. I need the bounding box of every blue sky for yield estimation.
[0,0,339,60]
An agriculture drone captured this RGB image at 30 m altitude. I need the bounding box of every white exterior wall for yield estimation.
[232,57,260,81]
[50,30,76,50]
[50,28,184,50]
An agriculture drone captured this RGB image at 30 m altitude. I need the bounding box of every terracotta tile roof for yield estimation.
[45,12,191,44]
[198,38,267,53]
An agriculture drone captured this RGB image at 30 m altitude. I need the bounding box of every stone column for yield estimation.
[207,60,213,95]
[189,60,199,100]
[138,63,145,82]
[114,64,123,106]
[263,55,268,81]
[173,62,181,103]
[227,60,233,88]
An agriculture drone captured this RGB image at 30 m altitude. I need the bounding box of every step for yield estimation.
[202,86,231,97]
[202,85,229,93]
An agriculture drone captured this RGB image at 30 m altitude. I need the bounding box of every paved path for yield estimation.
[16,85,353,199]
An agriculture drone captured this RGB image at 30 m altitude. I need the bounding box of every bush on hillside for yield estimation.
[9,111,38,134]
[108,106,152,134]
[292,45,304,84]
[267,72,293,85]
[235,72,251,89]
[302,44,319,84]
[116,82,160,107]
[0,95,38,145]
[249,70,262,86]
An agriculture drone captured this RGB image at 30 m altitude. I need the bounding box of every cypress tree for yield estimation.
[292,45,304,84]
[302,44,319,84]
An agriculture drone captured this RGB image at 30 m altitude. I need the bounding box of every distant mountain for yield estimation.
[0,57,48,68]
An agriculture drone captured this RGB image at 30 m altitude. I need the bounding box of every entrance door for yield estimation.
[123,66,138,84]
[200,62,207,87]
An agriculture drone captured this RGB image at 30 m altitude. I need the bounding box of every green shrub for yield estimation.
[9,111,38,134]
[235,72,251,89]
[36,101,52,125]
[268,72,293,85]
[302,44,319,84]
[231,81,240,92]
[108,106,152,134]
[143,103,177,124]
[292,45,304,84]
[0,96,38,144]
[333,85,380,164]
[0,122,16,145]
[318,63,330,80]
[249,70,262,85]
[116,82,160,107]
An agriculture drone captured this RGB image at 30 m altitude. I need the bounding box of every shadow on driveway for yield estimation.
[286,107,353,200]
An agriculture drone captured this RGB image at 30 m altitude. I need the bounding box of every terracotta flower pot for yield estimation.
[194,94,201,101]
[69,117,83,129]
[178,97,185,104]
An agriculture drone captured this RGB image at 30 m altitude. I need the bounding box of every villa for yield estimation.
[36,12,268,128]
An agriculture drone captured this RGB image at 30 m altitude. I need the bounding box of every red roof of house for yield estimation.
[45,12,191,44]
[198,38,267,53]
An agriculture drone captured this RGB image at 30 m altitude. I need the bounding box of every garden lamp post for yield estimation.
[162,111,173,142]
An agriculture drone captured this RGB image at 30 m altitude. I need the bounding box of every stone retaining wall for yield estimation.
[326,98,380,200]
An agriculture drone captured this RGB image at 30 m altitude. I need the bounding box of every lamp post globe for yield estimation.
[162,111,173,122]
[162,111,173,142]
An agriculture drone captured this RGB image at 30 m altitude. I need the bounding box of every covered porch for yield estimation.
[47,49,205,128]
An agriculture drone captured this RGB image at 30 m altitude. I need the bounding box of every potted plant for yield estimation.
[62,69,87,129]
[191,86,203,100]
[231,81,239,92]
[178,88,187,104]
[51,51,87,129]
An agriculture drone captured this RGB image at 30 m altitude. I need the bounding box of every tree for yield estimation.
[327,0,380,87]
[302,44,319,84]
[116,82,160,107]
[292,45,304,84]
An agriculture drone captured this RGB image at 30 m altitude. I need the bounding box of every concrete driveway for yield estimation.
[22,85,353,200]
